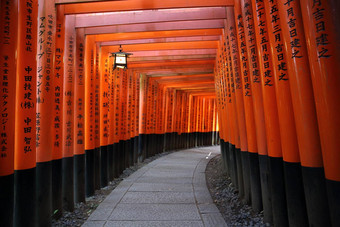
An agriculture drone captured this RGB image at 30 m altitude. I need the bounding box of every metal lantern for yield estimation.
[111,45,132,70]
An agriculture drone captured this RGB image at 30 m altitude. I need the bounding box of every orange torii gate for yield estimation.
[0,1,340,227]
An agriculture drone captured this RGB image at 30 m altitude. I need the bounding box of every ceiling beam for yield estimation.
[127,49,217,58]
[75,7,226,28]
[129,54,216,62]
[102,41,218,52]
[129,60,215,69]
[84,19,224,34]
[92,29,222,42]
[139,67,214,76]
[100,36,220,46]
[61,0,234,14]
[149,73,214,80]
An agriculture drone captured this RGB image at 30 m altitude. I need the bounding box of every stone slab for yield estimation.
[104,220,204,227]
[120,191,195,204]
[201,213,228,227]
[136,176,193,184]
[129,182,193,192]
[109,204,201,221]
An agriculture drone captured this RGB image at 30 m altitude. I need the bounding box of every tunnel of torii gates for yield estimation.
[0,0,339,226]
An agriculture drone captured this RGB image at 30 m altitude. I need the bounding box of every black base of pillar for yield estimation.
[139,134,146,161]
[241,151,251,204]
[62,156,74,212]
[118,141,125,174]
[14,167,36,227]
[220,140,226,172]
[108,144,114,181]
[133,136,138,164]
[301,166,331,226]
[94,147,101,190]
[327,179,340,227]
[112,143,119,178]
[100,146,108,188]
[0,174,14,226]
[36,161,52,227]
[258,154,273,224]
[236,148,244,198]
[248,152,263,212]
[269,156,288,227]
[85,149,95,197]
[52,159,62,219]
[74,154,85,203]
[128,139,134,167]
[229,144,238,188]
[283,161,308,226]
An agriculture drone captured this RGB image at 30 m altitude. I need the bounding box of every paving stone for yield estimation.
[194,189,214,204]
[136,176,193,184]
[201,213,228,227]
[129,182,193,192]
[109,204,201,221]
[102,191,126,205]
[88,203,114,221]
[104,220,204,227]
[82,220,106,227]
[120,191,195,204]
[198,204,220,213]
[142,170,194,178]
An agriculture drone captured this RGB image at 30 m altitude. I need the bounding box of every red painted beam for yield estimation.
[84,19,224,35]
[129,55,216,62]
[75,7,226,28]
[100,36,220,46]
[102,41,218,52]
[128,59,215,69]
[93,29,222,42]
[128,49,217,58]
[61,0,234,14]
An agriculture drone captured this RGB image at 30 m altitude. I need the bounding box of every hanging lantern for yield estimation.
[111,45,132,70]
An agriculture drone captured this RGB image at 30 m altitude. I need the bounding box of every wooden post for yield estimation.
[0,0,17,225]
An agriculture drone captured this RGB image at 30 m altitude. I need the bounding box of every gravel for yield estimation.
[205,154,268,227]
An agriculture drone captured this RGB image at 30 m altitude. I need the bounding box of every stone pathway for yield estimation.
[82,146,227,227]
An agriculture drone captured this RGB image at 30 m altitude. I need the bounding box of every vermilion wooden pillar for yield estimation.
[139,74,147,159]
[233,0,262,212]
[225,27,241,192]
[251,0,289,224]
[84,35,95,197]
[62,14,76,212]
[113,69,123,173]
[74,28,86,203]
[216,43,230,173]
[263,0,309,225]
[0,1,17,226]
[276,0,331,225]
[299,0,340,225]
[240,0,272,222]
[226,7,251,204]
[99,48,109,187]
[52,4,65,219]
[14,1,38,226]
[93,43,100,190]
[36,0,56,225]
[108,55,116,176]
[221,38,232,178]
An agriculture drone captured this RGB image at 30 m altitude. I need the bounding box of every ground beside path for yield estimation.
[82,146,227,227]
